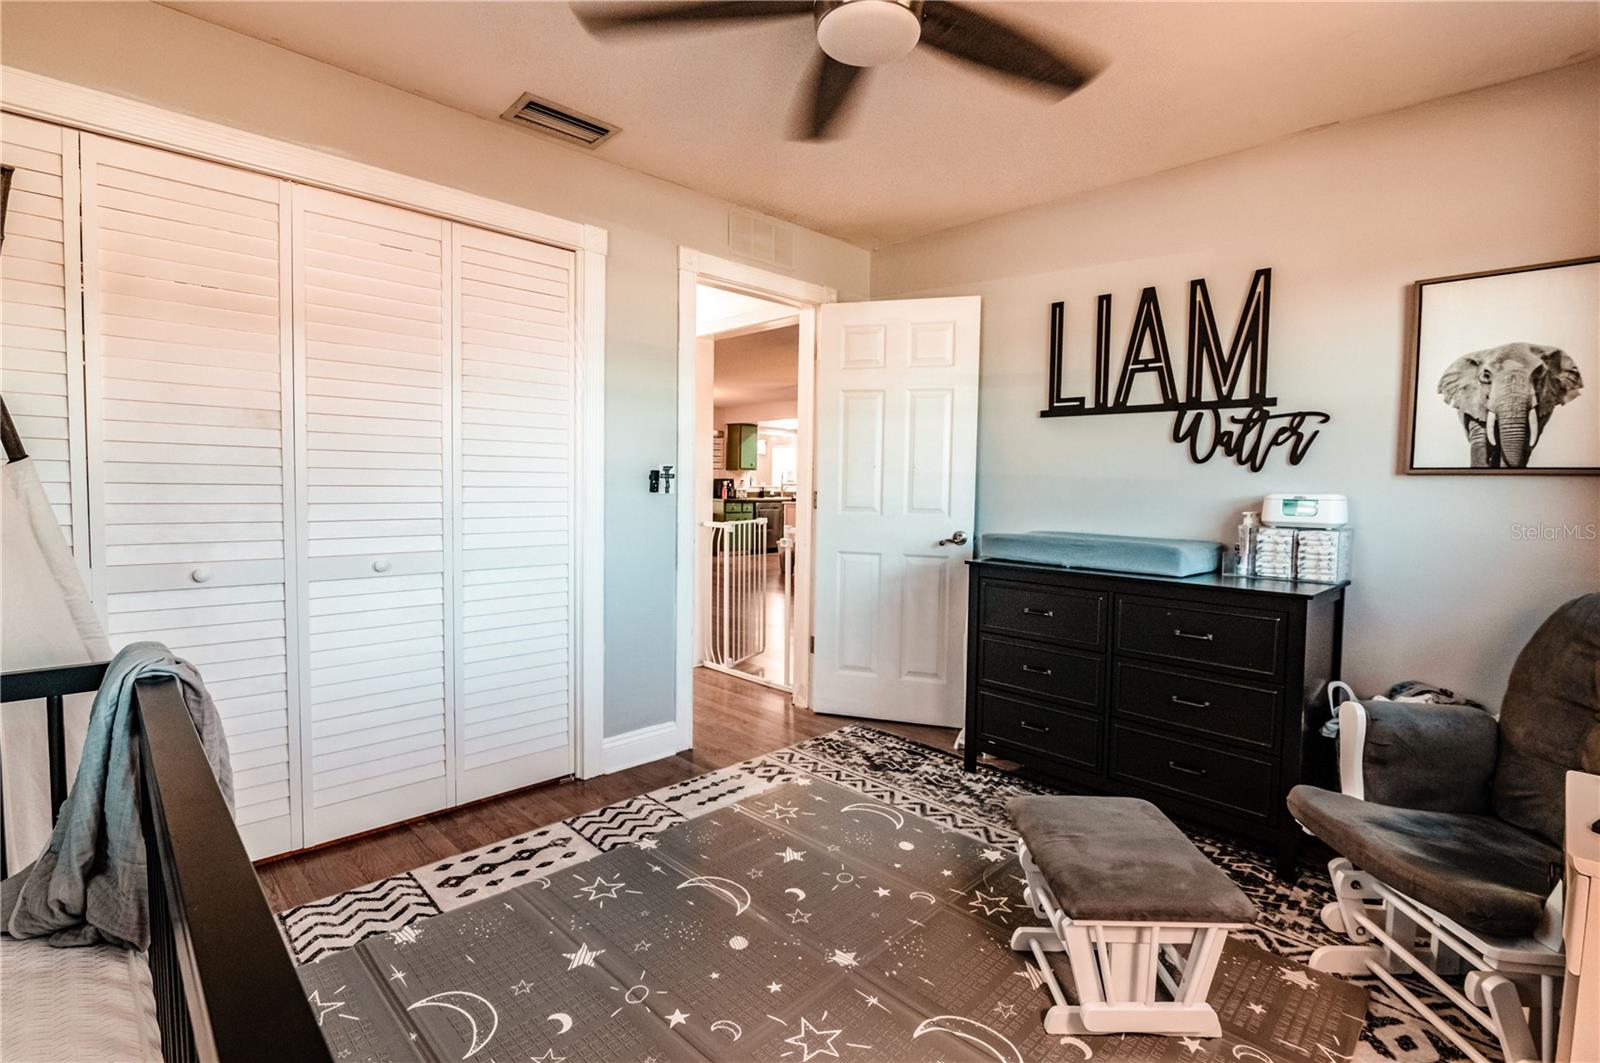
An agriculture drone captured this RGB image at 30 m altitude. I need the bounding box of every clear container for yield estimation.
[1292,527,1352,583]
[1252,526,1297,579]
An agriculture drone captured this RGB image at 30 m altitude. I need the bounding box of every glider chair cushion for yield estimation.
[1286,787,1559,937]
[1288,592,1600,939]
[1492,593,1600,848]
[1353,699,1498,813]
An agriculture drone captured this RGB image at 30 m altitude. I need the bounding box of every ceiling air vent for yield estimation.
[500,93,618,149]
[728,209,794,269]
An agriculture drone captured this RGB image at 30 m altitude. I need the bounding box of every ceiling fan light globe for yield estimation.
[816,0,922,67]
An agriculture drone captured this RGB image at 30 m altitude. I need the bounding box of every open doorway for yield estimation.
[674,251,835,742]
[698,290,800,691]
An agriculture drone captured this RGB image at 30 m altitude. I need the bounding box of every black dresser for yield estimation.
[963,559,1346,875]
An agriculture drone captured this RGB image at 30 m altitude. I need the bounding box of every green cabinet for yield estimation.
[724,423,758,471]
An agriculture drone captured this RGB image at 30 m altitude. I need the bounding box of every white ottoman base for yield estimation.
[1011,840,1245,1039]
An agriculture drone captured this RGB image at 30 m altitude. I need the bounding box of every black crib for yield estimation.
[0,664,331,1063]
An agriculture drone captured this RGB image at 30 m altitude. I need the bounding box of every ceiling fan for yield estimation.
[573,0,1102,140]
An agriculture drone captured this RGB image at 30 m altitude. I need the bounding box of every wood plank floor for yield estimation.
[257,668,958,911]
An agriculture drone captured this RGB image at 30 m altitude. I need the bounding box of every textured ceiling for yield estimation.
[166,1,1600,247]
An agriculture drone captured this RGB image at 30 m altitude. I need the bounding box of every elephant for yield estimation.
[1437,342,1583,468]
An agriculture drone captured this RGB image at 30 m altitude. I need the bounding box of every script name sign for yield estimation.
[1039,268,1329,471]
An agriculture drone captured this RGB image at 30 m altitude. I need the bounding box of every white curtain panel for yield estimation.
[1,457,109,870]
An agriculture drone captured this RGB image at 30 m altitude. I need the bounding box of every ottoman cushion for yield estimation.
[1009,796,1257,924]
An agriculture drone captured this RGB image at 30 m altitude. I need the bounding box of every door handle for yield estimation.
[938,531,968,547]
[1172,628,1215,642]
[1170,695,1212,709]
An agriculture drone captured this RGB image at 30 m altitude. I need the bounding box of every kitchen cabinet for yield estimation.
[724,423,758,471]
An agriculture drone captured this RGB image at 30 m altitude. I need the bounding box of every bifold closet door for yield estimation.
[1,115,87,565]
[292,187,452,846]
[79,136,298,858]
[451,225,577,801]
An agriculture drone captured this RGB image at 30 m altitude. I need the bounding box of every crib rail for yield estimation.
[0,660,109,878]
[0,664,331,1063]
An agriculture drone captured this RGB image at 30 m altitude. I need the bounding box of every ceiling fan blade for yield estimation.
[574,1,814,35]
[918,1,1101,96]
[793,52,867,141]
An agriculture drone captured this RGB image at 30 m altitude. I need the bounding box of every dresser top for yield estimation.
[968,557,1347,601]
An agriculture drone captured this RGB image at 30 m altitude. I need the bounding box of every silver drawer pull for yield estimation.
[1020,664,1053,676]
[1021,607,1055,618]
[1019,720,1050,734]
[1170,696,1212,709]
[1168,760,1208,777]
[1173,628,1215,642]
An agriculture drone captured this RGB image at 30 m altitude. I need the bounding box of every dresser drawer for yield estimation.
[1113,661,1279,750]
[979,579,1105,649]
[1116,597,1284,678]
[1111,725,1276,822]
[978,690,1101,772]
[978,635,1101,709]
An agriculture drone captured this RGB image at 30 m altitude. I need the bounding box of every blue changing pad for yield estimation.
[978,531,1221,578]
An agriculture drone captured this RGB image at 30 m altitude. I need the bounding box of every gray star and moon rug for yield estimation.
[284,725,1497,1063]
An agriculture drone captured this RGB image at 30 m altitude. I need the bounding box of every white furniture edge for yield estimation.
[675,249,835,741]
[4,67,609,784]
[600,720,689,775]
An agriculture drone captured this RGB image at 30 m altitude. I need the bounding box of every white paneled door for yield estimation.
[292,187,453,846]
[80,135,299,857]
[811,297,981,725]
[451,225,577,801]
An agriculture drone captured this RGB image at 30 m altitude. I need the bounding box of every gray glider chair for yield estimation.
[1287,593,1600,1063]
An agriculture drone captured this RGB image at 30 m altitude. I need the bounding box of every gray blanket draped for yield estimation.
[1,642,232,949]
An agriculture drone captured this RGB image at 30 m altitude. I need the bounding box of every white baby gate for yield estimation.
[701,518,793,689]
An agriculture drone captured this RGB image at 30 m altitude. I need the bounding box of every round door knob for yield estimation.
[372,558,392,573]
[191,566,214,583]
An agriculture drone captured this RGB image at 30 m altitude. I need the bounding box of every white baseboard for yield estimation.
[601,721,688,775]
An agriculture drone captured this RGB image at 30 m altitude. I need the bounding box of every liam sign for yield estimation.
[1039,268,1330,471]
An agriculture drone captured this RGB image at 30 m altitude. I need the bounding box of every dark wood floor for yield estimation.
[257,668,959,911]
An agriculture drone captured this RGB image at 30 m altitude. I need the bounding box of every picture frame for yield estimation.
[1403,254,1599,475]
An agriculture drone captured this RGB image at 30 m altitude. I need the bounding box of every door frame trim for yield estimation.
[676,250,835,750]
[5,67,610,790]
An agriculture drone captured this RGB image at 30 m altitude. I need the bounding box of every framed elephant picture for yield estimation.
[1405,255,1598,474]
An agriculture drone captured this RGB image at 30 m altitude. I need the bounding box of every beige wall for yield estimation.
[0,0,870,739]
[874,61,1600,703]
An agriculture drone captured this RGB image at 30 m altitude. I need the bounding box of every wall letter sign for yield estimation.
[1040,268,1329,470]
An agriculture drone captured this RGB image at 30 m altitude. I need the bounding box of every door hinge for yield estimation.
[809,635,815,654]
[812,489,818,508]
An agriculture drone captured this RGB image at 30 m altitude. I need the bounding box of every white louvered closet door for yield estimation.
[1,115,87,566]
[293,187,452,845]
[452,225,576,802]
[79,136,298,858]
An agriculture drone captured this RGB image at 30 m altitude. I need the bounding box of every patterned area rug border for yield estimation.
[280,724,1498,1062]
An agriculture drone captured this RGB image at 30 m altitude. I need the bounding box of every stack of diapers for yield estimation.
[1252,527,1296,578]
[1292,528,1351,583]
